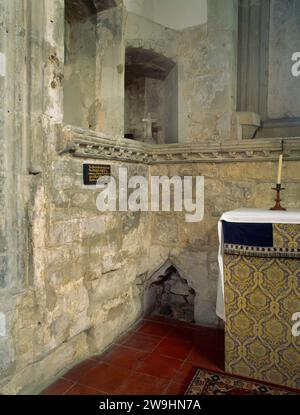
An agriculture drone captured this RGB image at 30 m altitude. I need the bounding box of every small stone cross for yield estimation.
[142,112,157,141]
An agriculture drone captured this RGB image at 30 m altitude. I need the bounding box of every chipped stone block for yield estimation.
[102,253,122,274]
[234,112,261,140]
[0,256,7,288]
[0,332,89,395]
[0,339,15,380]
[0,312,6,337]
[80,217,105,238]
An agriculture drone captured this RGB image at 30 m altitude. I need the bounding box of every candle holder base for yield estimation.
[270,185,286,211]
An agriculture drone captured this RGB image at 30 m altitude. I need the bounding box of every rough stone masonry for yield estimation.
[0,0,299,395]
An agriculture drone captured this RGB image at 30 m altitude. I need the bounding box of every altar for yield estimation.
[217,209,300,389]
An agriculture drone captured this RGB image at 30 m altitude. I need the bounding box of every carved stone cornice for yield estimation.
[61,125,300,165]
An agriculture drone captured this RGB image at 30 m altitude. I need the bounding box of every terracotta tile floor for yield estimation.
[41,316,224,395]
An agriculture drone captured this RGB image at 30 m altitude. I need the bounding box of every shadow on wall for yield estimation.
[125,47,178,144]
[136,259,200,324]
[149,265,196,323]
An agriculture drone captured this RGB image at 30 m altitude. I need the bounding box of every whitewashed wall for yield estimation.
[124,0,207,30]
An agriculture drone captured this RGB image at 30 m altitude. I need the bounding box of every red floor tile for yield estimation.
[172,361,199,384]
[99,345,148,370]
[167,326,200,344]
[116,372,169,395]
[165,381,187,395]
[78,362,130,394]
[154,336,193,360]
[41,378,74,395]
[40,318,225,396]
[167,318,202,330]
[144,315,179,326]
[120,332,162,352]
[168,325,224,350]
[187,345,224,371]
[137,352,182,379]
[63,359,99,382]
[195,327,224,343]
[136,321,173,337]
[115,332,133,345]
[65,384,107,395]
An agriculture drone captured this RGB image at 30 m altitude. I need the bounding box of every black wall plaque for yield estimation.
[83,164,111,185]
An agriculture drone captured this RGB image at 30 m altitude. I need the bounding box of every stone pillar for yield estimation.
[30,0,64,302]
[0,0,8,293]
[0,0,32,383]
[95,6,125,139]
[0,0,65,394]
[0,0,30,292]
[237,0,270,119]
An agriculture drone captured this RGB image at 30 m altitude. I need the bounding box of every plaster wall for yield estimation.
[95,7,125,137]
[165,66,178,144]
[144,77,166,144]
[63,0,237,142]
[125,0,238,143]
[178,0,238,142]
[124,0,208,30]
[124,77,145,139]
[124,71,178,144]
[268,0,300,119]
[64,18,97,129]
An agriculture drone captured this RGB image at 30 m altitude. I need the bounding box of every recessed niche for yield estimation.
[63,0,119,130]
[125,47,178,144]
[141,264,196,324]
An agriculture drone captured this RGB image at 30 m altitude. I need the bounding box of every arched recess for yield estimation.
[124,47,178,144]
[65,0,121,22]
[137,260,196,323]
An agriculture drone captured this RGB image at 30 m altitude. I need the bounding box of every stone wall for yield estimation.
[0,0,9,381]
[124,0,208,31]
[64,6,125,136]
[124,77,146,139]
[144,77,166,143]
[178,0,238,142]
[164,66,178,144]
[148,266,196,323]
[0,0,6,289]
[125,1,238,143]
[96,7,125,137]
[64,18,97,129]
[124,10,178,142]
[149,160,300,327]
[2,149,300,395]
[0,0,299,396]
[268,0,300,119]
[63,0,237,142]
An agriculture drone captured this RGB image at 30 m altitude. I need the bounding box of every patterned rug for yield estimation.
[185,368,300,395]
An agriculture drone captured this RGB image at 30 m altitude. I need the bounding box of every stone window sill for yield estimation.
[60,124,300,164]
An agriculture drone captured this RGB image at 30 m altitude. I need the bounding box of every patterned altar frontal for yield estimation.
[224,224,300,389]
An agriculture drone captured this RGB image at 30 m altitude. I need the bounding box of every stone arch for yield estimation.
[140,259,196,323]
[125,47,176,84]
[65,0,122,23]
[125,42,177,69]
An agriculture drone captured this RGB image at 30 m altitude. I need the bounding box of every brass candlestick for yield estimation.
[270,184,286,211]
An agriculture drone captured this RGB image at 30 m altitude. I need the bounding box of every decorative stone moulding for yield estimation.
[61,125,300,165]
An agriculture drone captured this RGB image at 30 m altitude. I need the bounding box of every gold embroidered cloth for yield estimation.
[224,224,300,389]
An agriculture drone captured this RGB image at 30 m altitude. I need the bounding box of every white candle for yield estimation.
[277,154,283,185]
